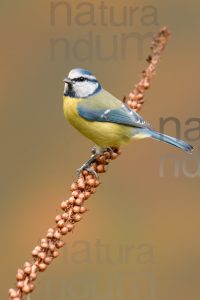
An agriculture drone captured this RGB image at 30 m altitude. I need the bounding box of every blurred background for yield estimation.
[1,0,200,299]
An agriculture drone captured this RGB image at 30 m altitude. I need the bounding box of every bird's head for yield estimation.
[63,68,102,99]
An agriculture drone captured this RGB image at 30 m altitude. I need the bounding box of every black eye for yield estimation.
[73,77,86,83]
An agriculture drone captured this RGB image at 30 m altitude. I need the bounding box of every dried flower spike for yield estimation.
[9,27,170,300]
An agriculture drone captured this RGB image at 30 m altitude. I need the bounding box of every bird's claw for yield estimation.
[77,153,99,178]
[91,146,114,155]
[77,147,114,179]
[77,165,98,178]
[106,147,114,154]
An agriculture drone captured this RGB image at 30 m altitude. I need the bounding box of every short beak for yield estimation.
[63,77,72,84]
[63,77,73,96]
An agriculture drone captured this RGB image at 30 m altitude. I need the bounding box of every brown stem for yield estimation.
[125,26,170,112]
[8,26,170,300]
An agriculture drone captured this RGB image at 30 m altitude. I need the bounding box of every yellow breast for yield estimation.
[63,96,80,124]
[63,96,132,147]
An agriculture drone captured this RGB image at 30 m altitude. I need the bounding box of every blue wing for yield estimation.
[77,89,148,128]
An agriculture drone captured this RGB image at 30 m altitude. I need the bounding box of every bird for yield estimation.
[63,68,193,176]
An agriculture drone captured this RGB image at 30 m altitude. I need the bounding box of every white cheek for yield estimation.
[75,82,98,98]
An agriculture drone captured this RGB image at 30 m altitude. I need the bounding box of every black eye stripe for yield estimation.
[71,77,98,83]
[73,77,85,82]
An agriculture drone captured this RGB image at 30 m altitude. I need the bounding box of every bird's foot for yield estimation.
[91,145,114,155]
[77,147,115,178]
[77,154,99,178]
[105,147,114,154]
[77,165,98,178]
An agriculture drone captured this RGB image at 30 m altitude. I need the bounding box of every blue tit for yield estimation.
[63,68,193,175]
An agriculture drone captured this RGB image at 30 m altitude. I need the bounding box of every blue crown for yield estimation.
[70,68,93,76]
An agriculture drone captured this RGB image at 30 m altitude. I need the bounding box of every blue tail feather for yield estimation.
[149,130,193,153]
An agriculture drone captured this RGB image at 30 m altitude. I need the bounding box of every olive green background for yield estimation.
[1,1,200,299]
